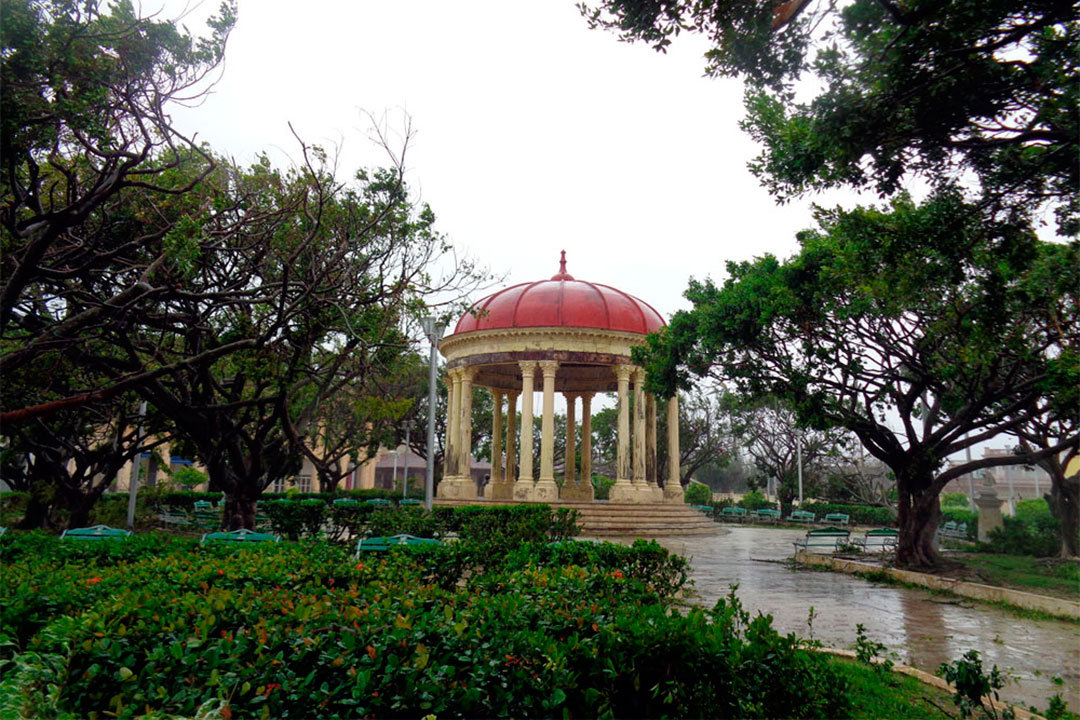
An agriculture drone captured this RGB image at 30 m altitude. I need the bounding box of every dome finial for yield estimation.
[551,249,575,281]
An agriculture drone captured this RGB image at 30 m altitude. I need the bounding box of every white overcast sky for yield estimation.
[160,0,869,322]
[151,1,1021,455]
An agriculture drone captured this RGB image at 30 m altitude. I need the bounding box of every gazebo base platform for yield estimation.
[433,498,722,537]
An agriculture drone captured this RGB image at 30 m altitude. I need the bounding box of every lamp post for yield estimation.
[796,431,803,506]
[420,317,446,510]
[126,401,148,530]
[401,427,411,499]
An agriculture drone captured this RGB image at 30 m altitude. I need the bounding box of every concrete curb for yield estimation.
[795,552,1080,621]
[818,648,1046,720]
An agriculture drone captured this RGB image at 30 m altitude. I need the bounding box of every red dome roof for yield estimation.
[452,252,666,336]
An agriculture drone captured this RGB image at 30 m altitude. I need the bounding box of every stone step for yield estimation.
[433,497,723,537]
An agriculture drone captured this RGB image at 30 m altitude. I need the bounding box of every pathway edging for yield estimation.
[795,552,1080,620]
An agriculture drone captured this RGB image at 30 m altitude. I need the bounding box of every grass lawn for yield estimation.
[944,552,1080,601]
[832,657,973,719]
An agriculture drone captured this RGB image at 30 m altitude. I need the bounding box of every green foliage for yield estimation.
[938,650,1015,720]
[982,515,1062,558]
[1015,498,1052,522]
[170,466,209,489]
[853,624,893,675]
[683,480,713,505]
[737,491,774,511]
[0,534,852,719]
[801,502,896,527]
[582,0,1078,234]
[942,493,970,508]
[592,474,616,500]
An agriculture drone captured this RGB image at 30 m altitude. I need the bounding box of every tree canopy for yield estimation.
[582,0,1078,233]
[585,0,1079,565]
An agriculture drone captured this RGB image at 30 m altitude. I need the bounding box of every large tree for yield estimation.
[581,0,1077,235]
[637,193,1078,565]
[584,0,1078,566]
[1,0,235,412]
[720,394,849,513]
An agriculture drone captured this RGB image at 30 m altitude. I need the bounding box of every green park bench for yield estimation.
[192,508,221,530]
[356,534,442,554]
[719,506,747,522]
[853,528,899,552]
[157,508,191,528]
[691,504,715,517]
[193,500,214,510]
[786,510,816,524]
[0,527,7,537]
[61,525,132,541]
[201,528,280,544]
[751,508,782,523]
[793,527,851,553]
[332,498,360,506]
[400,499,423,507]
[939,521,969,539]
[820,513,850,526]
[366,498,393,507]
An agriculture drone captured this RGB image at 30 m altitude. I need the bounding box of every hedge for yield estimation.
[799,502,897,527]
[0,534,850,719]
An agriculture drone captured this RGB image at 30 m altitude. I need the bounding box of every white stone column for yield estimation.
[564,393,577,484]
[505,391,518,485]
[458,368,475,491]
[633,368,646,485]
[663,394,685,503]
[646,394,657,485]
[490,389,503,483]
[514,362,537,500]
[580,393,593,485]
[446,368,462,479]
[535,361,560,502]
[615,365,633,486]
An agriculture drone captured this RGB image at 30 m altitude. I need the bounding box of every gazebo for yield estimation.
[436,252,683,504]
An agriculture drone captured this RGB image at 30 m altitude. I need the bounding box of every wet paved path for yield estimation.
[642,527,1079,712]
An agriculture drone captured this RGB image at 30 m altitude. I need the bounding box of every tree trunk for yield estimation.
[1048,473,1079,558]
[895,481,941,567]
[16,490,54,530]
[223,483,259,530]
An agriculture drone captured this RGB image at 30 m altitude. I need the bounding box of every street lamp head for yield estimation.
[420,316,446,343]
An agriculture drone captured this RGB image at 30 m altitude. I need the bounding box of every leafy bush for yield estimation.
[981,515,1061,557]
[737,491,775,511]
[1,535,849,719]
[1015,497,1051,522]
[801,502,897,527]
[592,474,616,500]
[170,466,209,489]
[941,493,969,508]
[683,481,713,505]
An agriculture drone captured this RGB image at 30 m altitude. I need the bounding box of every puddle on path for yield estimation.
[616,527,1079,713]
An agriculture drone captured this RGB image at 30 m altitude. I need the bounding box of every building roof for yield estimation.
[451,251,666,336]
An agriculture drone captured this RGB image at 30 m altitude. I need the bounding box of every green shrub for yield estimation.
[737,490,775,511]
[0,492,28,527]
[1,536,849,719]
[941,493,969,508]
[592,474,616,500]
[683,481,712,505]
[1015,497,1051,522]
[981,514,1061,557]
[801,502,897,527]
[170,466,209,489]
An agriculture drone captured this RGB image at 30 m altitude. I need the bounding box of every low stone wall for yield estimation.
[795,552,1080,621]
